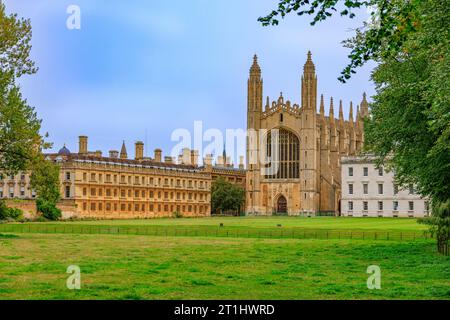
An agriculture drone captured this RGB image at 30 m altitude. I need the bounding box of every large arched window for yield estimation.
[265,128,300,179]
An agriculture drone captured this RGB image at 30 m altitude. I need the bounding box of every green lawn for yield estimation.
[0,233,448,300]
[0,217,447,300]
[45,216,428,231]
[0,217,430,241]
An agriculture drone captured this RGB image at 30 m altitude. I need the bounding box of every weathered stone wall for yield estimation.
[5,199,78,219]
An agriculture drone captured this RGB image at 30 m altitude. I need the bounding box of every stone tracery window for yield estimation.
[265,128,300,179]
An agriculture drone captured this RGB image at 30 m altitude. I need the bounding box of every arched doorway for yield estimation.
[277,196,287,214]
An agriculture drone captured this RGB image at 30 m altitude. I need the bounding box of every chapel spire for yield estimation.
[320,94,325,116]
[301,51,317,110]
[349,102,354,124]
[329,97,335,119]
[360,92,369,118]
[120,141,128,159]
[339,100,344,122]
[249,54,261,79]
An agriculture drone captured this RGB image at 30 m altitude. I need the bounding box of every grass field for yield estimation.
[30,216,429,230]
[0,217,448,300]
[0,217,430,241]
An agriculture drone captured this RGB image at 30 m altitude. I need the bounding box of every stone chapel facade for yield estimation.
[246,52,368,215]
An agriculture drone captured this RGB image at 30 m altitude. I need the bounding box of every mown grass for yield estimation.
[27,216,427,231]
[0,217,430,242]
[0,233,448,300]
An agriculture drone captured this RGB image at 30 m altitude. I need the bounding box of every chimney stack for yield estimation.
[239,156,245,169]
[204,154,213,166]
[79,136,88,154]
[204,154,213,172]
[164,156,174,164]
[94,150,102,157]
[191,150,199,167]
[182,148,191,165]
[154,149,162,163]
[109,150,119,158]
[135,141,144,160]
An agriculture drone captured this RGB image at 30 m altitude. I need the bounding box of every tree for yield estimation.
[260,0,449,254]
[364,1,449,254]
[30,157,61,220]
[30,158,61,204]
[0,2,47,175]
[211,178,245,215]
[0,3,37,78]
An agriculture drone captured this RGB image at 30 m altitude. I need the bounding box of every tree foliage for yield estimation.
[0,72,44,174]
[259,0,423,82]
[30,158,61,205]
[0,200,23,221]
[0,2,47,175]
[365,0,450,203]
[30,157,61,220]
[36,198,62,221]
[364,0,449,254]
[419,200,450,256]
[211,178,245,215]
[0,3,37,78]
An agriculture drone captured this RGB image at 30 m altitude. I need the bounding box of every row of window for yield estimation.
[348,183,415,195]
[348,166,384,177]
[82,202,209,214]
[81,187,207,201]
[0,187,36,198]
[81,172,208,189]
[348,200,429,212]
[0,173,27,181]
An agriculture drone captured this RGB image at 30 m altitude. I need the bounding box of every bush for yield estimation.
[419,199,450,256]
[36,198,61,221]
[172,211,183,218]
[0,201,23,221]
[34,216,48,222]
[7,207,23,220]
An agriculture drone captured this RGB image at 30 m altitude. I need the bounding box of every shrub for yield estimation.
[34,216,48,222]
[7,207,23,220]
[172,211,183,218]
[0,201,9,220]
[0,201,23,221]
[36,198,61,221]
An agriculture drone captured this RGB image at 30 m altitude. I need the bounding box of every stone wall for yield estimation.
[4,199,78,219]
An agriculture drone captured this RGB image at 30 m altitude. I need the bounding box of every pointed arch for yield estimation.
[276,194,288,214]
[264,127,300,179]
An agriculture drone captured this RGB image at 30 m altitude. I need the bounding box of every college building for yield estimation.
[1,136,246,219]
[340,155,430,217]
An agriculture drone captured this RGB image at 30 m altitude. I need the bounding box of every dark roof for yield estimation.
[58,145,71,156]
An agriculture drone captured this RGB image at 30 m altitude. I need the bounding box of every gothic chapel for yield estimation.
[246,52,368,215]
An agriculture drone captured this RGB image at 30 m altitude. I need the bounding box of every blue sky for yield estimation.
[5,0,376,163]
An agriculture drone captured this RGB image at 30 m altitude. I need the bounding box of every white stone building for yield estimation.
[341,155,430,217]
